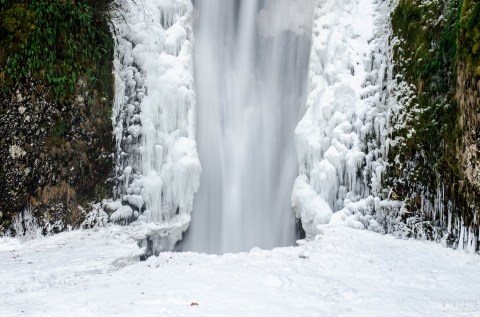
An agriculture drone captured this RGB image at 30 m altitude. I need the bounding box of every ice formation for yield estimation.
[181,0,314,253]
[111,0,200,251]
[107,0,473,254]
[292,0,393,238]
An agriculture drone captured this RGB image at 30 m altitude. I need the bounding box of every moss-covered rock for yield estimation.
[0,0,114,236]
[386,0,479,249]
[459,0,480,75]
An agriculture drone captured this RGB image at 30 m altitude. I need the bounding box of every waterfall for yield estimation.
[111,0,394,254]
[182,0,314,253]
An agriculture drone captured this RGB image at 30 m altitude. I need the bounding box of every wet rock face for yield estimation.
[0,80,53,231]
[0,0,115,236]
[385,0,480,250]
[0,79,114,235]
[458,64,480,194]
[456,64,480,233]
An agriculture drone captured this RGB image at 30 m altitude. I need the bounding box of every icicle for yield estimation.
[111,0,200,251]
[292,0,393,234]
[458,223,465,251]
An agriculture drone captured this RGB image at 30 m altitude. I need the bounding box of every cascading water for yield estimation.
[182,0,314,253]
[111,0,395,255]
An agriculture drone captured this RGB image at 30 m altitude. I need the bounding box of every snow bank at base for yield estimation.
[292,175,332,239]
[1,226,479,316]
[292,0,393,238]
[111,0,200,249]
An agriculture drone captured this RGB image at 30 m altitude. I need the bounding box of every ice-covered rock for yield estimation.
[111,0,200,250]
[292,0,393,237]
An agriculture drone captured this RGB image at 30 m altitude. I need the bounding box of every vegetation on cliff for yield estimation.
[0,0,114,235]
[386,0,479,249]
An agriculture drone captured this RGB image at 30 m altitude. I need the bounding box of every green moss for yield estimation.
[459,0,480,76]
[387,0,479,229]
[0,0,114,101]
[2,4,36,46]
[0,0,115,234]
[50,119,68,138]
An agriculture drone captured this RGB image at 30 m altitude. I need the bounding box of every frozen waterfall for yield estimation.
[110,0,393,254]
[182,0,314,253]
[291,0,393,239]
[111,0,201,253]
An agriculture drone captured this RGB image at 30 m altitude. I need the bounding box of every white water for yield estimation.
[182,0,314,253]
[111,0,394,254]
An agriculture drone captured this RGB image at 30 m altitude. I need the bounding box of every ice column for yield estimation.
[111,0,201,251]
[292,0,392,238]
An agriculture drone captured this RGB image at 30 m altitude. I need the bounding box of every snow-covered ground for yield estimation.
[1,227,479,317]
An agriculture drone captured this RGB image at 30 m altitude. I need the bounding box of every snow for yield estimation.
[111,0,201,249]
[9,145,26,159]
[292,175,333,239]
[1,226,479,316]
[292,0,393,238]
[110,205,135,224]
